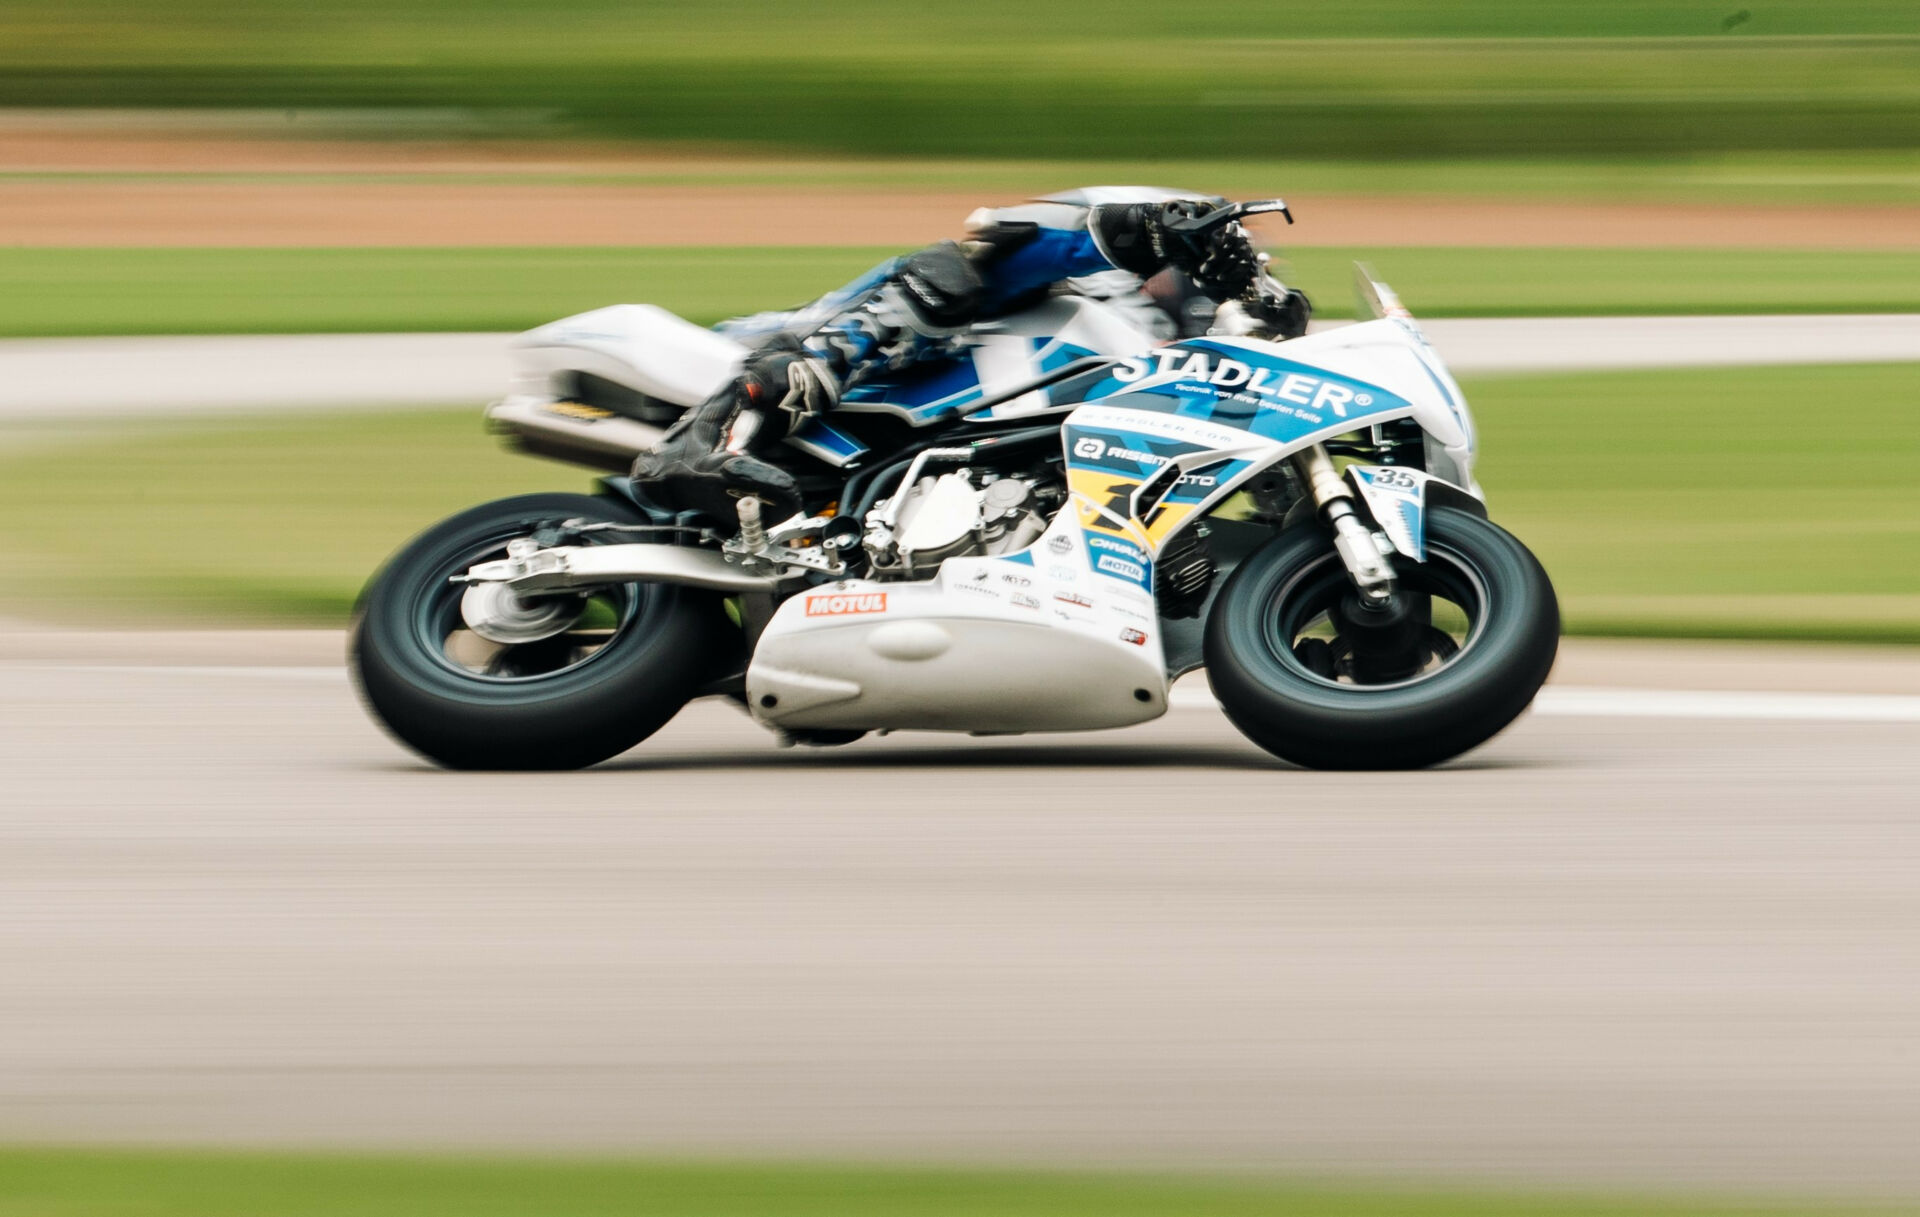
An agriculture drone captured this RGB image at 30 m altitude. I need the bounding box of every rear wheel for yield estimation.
[350,492,728,769]
[1204,507,1558,769]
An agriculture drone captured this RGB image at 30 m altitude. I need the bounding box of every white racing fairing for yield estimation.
[745,318,1482,735]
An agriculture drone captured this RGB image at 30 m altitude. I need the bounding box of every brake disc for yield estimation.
[459,582,585,645]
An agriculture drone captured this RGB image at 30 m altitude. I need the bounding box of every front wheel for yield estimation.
[1204,507,1559,770]
[351,492,728,770]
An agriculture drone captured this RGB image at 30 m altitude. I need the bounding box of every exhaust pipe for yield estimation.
[460,540,801,595]
[487,396,664,473]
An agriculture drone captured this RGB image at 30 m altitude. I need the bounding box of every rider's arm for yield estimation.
[965,198,1263,311]
[961,203,1121,309]
[747,197,1266,400]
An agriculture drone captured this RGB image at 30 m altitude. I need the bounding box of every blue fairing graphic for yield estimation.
[846,335,1099,423]
[842,358,985,420]
[786,417,869,464]
[1034,337,1094,376]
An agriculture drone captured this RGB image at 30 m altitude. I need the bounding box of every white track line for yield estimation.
[13,663,1920,722]
[1534,686,1920,722]
[9,663,349,682]
[1170,684,1920,723]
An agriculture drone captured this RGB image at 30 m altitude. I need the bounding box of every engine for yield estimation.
[863,466,1056,579]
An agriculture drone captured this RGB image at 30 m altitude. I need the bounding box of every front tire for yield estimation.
[351,492,727,770]
[1204,507,1558,769]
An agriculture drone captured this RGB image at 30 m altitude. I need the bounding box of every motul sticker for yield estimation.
[806,592,888,616]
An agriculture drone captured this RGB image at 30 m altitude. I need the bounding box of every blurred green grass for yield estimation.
[1,363,1915,641]
[15,152,1920,207]
[0,1148,1906,1217]
[1471,364,1920,642]
[3,1,1919,159]
[9,246,1920,337]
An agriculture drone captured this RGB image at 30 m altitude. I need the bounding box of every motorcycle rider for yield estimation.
[634,192,1312,522]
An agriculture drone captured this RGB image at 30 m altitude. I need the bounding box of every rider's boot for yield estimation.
[629,335,826,524]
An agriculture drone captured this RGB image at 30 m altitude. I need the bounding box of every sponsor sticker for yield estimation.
[1054,592,1093,609]
[1073,438,1163,466]
[1096,554,1148,583]
[1119,627,1149,646]
[1010,593,1040,610]
[1088,534,1142,557]
[543,400,614,422]
[1047,534,1074,555]
[999,573,1031,588]
[805,592,887,616]
[1108,349,1366,419]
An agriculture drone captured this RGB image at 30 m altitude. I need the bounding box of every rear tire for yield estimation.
[1204,508,1558,770]
[351,492,727,770]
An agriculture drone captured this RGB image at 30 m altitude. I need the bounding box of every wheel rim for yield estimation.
[1263,540,1491,692]
[409,525,651,684]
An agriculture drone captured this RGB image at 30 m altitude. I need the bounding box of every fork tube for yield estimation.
[1291,444,1396,604]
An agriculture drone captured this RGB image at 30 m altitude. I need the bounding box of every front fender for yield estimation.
[1346,466,1487,562]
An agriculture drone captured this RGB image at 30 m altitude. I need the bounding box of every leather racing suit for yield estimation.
[633,190,1310,522]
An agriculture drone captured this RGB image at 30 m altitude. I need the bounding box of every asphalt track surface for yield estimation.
[3,632,1918,1198]
[6,314,1920,418]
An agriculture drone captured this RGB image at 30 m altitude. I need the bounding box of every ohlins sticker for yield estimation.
[1088,535,1147,564]
[806,592,887,616]
[1109,350,1372,418]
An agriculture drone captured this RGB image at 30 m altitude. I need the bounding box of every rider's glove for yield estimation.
[739,334,841,424]
[1247,285,1314,340]
[1091,200,1261,302]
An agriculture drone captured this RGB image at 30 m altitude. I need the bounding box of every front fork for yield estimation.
[1291,444,1396,605]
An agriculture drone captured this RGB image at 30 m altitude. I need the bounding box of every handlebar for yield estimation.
[1159,197,1293,236]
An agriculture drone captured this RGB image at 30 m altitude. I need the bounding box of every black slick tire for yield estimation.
[1204,507,1559,770]
[350,492,725,770]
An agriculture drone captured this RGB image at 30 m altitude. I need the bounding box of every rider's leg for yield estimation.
[633,243,987,522]
[629,335,823,523]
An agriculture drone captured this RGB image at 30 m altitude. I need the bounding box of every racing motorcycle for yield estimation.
[351,197,1559,770]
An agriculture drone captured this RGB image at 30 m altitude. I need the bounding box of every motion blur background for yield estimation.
[1,2,1918,1215]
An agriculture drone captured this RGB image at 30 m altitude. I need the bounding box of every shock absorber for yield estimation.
[1291,444,1396,604]
[736,495,767,553]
